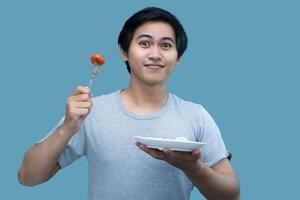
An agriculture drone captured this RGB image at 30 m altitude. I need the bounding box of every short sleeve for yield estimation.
[36,117,87,168]
[197,107,229,167]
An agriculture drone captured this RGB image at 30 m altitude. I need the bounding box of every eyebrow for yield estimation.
[136,34,175,43]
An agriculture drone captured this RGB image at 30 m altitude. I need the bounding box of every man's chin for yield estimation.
[144,79,166,87]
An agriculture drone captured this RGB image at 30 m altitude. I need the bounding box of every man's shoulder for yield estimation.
[89,90,120,110]
[92,90,119,103]
[170,93,204,112]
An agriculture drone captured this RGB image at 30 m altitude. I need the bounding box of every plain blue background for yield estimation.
[1,0,299,199]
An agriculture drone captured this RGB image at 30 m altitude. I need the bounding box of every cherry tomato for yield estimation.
[91,54,105,65]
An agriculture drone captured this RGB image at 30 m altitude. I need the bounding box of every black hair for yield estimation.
[118,7,188,73]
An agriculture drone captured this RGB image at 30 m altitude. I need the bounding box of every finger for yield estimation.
[73,102,92,109]
[162,149,198,163]
[192,148,201,158]
[71,94,92,102]
[69,108,90,118]
[73,86,91,96]
[67,98,92,110]
[162,148,191,160]
[77,108,90,115]
[162,148,173,158]
[136,142,165,160]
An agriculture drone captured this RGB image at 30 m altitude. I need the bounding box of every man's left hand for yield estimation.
[136,142,203,174]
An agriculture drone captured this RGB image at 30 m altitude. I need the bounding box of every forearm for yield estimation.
[185,161,240,200]
[18,126,72,186]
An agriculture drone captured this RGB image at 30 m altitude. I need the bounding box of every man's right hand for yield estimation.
[18,85,92,186]
[61,86,92,135]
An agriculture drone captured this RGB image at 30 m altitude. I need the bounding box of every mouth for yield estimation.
[144,63,164,70]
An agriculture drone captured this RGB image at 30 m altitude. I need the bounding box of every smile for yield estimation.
[144,64,164,69]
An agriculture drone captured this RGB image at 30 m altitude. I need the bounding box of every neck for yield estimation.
[121,81,168,115]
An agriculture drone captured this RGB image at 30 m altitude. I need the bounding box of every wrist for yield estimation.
[58,124,75,139]
[184,160,206,179]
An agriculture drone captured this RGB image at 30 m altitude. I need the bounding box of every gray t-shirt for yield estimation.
[39,90,229,200]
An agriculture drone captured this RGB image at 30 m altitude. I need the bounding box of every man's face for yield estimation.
[122,21,179,87]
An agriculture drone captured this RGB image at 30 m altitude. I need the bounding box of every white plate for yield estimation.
[134,136,206,152]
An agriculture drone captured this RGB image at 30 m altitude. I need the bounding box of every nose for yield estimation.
[148,45,162,61]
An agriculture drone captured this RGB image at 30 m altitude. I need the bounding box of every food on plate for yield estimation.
[175,136,188,141]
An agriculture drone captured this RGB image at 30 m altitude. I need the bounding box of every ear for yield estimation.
[119,46,128,61]
[176,57,181,66]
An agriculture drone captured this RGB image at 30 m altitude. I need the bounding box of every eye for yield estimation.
[161,42,172,49]
[139,40,150,48]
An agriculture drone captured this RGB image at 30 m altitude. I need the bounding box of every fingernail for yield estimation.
[135,142,142,148]
[162,148,170,154]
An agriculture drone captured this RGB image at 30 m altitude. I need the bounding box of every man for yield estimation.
[19,7,240,200]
